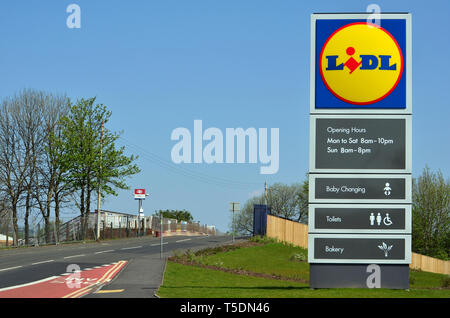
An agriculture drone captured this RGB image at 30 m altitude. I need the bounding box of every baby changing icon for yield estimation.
[383,182,392,196]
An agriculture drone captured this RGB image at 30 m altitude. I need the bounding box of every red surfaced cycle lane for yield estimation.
[0,260,127,298]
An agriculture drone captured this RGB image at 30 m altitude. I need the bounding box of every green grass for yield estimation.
[157,241,450,298]
[189,242,310,282]
[157,262,450,298]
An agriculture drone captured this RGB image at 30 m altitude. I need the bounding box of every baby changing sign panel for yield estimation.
[311,14,411,112]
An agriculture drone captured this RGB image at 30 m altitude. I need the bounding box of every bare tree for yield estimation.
[12,91,47,244]
[0,197,11,246]
[0,90,71,245]
[0,94,31,245]
[266,183,304,220]
[230,194,265,236]
[231,179,310,236]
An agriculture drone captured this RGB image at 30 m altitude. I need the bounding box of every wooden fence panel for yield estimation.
[266,214,449,275]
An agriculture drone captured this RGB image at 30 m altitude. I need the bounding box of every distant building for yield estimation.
[207,225,216,235]
[90,210,141,229]
[0,234,13,244]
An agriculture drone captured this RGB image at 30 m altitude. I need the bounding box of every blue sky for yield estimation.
[1,0,449,232]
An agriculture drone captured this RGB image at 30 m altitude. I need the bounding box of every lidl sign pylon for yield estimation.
[308,13,412,289]
[310,13,411,113]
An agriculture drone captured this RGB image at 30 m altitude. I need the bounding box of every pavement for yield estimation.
[87,254,166,298]
[0,234,234,298]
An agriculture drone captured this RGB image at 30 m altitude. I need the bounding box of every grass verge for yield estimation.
[157,238,450,298]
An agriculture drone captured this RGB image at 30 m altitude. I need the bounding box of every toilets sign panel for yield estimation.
[310,115,411,173]
[308,204,411,233]
[310,13,411,114]
[309,174,412,203]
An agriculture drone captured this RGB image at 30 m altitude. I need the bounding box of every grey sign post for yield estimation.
[308,13,412,289]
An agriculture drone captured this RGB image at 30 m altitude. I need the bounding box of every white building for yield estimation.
[0,233,13,244]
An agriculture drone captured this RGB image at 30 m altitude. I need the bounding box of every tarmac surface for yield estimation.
[0,234,234,298]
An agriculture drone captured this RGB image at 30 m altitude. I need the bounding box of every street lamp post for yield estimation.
[229,202,240,243]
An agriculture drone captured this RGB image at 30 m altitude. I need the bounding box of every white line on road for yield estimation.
[175,239,192,243]
[94,250,114,254]
[63,254,85,259]
[151,242,168,246]
[0,266,23,272]
[120,246,142,250]
[0,276,58,292]
[31,260,54,265]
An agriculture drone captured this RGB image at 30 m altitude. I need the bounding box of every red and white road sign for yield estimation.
[0,261,127,298]
[134,189,146,199]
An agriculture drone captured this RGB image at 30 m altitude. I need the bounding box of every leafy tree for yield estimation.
[412,166,449,260]
[59,98,140,239]
[34,93,70,243]
[157,209,194,222]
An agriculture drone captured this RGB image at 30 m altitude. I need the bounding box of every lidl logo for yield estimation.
[319,22,403,105]
[313,18,408,110]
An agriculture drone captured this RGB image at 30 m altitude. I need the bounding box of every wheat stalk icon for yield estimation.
[378,242,393,257]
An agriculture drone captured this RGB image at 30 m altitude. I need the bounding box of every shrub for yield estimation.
[289,252,307,262]
[441,276,450,288]
[249,235,277,244]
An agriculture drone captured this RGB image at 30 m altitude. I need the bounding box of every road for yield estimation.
[0,234,233,298]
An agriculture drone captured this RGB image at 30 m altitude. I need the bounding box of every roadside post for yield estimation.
[134,189,149,237]
[229,202,240,243]
[160,210,163,259]
[308,13,412,289]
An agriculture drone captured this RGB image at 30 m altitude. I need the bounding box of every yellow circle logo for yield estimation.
[319,22,403,105]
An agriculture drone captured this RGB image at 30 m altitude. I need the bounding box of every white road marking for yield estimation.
[94,250,114,254]
[151,242,168,246]
[31,260,54,265]
[0,266,23,272]
[0,276,59,292]
[175,239,192,243]
[120,246,142,250]
[63,254,85,259]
